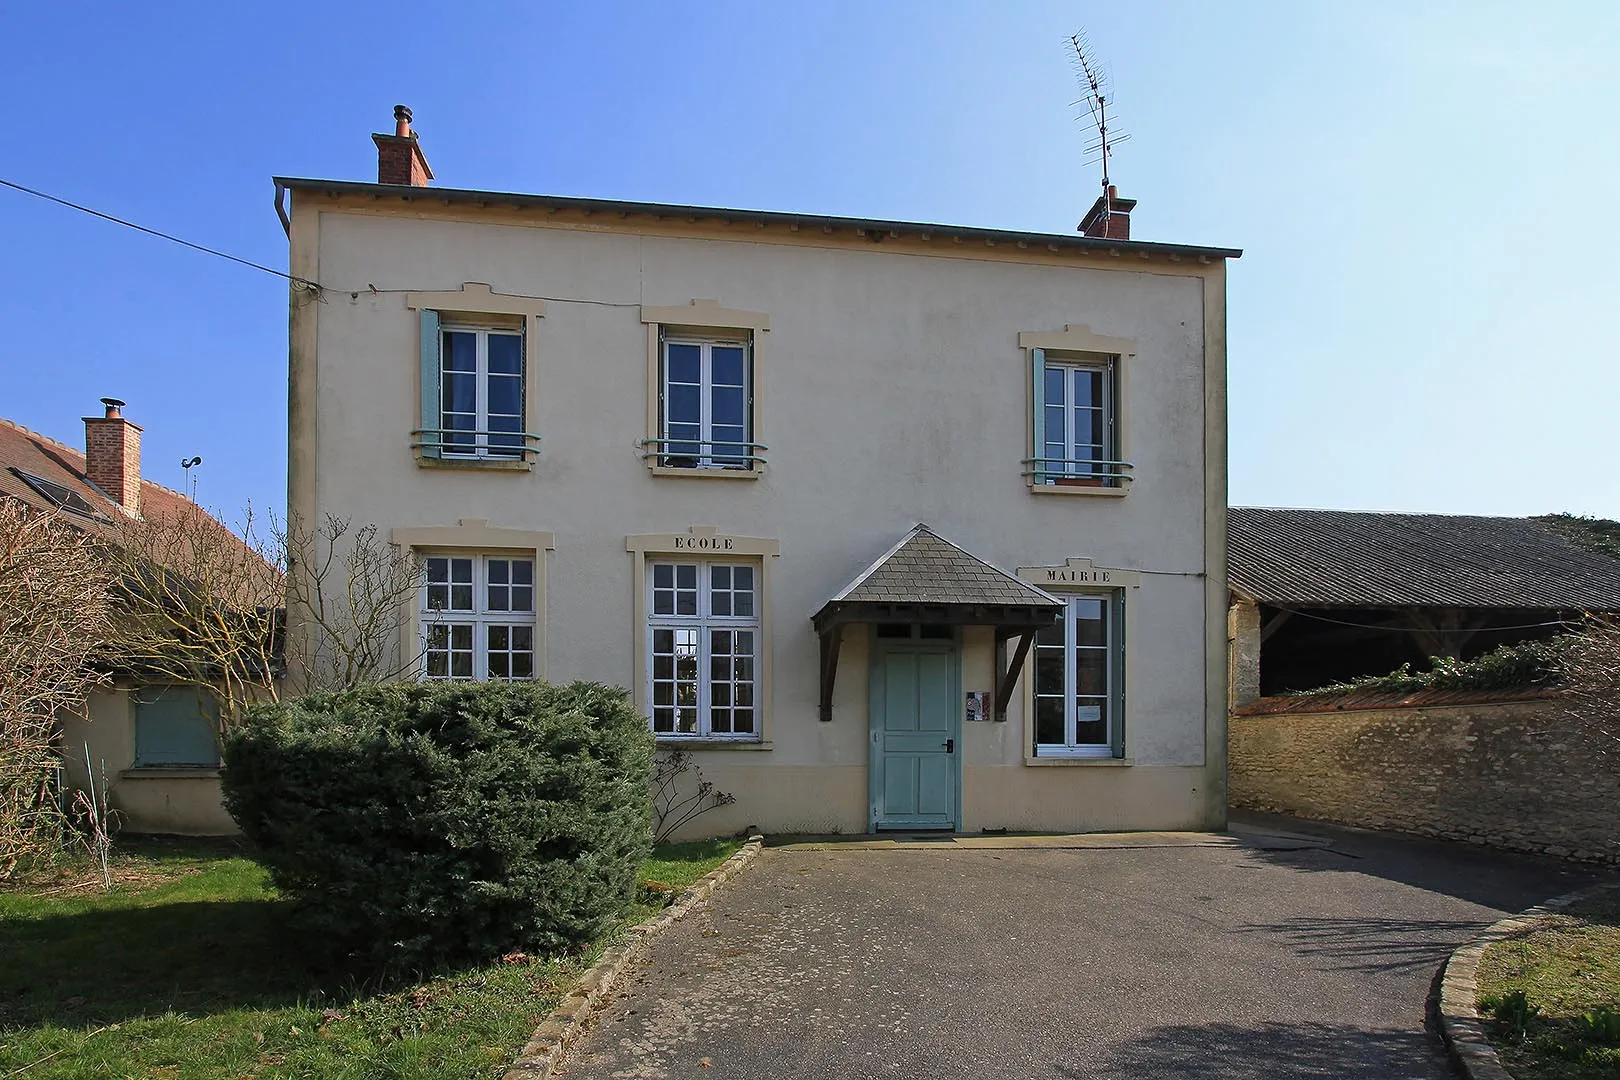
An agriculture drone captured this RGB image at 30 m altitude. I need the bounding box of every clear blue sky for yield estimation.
[3,1,1617,525]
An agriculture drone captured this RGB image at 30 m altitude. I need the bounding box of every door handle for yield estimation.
[945,739,954,754]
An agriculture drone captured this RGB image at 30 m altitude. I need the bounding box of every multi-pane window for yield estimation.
[441,326,525,458]
[659,335,753,469]
[1033,593,1123,757]
[648,561,759,738]
[1040,359,1115,483]
[422,554,536,680]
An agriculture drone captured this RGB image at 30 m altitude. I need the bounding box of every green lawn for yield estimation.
[1477,885,1620,1080]
[0,836,741,1080]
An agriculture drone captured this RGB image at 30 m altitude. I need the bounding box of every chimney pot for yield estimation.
[374,105,434,187]
[100,396,125,419]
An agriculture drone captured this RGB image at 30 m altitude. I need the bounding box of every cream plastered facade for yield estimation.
[286,191,1231,836]
[57,688,239,836]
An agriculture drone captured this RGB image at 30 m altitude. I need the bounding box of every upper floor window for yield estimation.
[440,326,525,458]
[415,310,539,462]
[1032,592,1124,758]
[656,334,755,470]
[1030,350,1123,487]
[421,553,536,680]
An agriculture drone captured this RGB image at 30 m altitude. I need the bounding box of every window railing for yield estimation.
[640,438,768,470]
[412,429,542,460]
[1020,457,1134,485]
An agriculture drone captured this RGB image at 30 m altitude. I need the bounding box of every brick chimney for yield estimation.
[1079,185,1136,241]
[83,397,142,515]
[373,105,434,187]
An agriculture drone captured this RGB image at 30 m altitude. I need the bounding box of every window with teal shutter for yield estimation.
[1025,348,1124,487]
[1031,592,1126,759]
[1029,347,1047,484]
[418,308,442,459]
[133,687,220,767]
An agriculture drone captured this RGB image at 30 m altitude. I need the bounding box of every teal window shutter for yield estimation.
[134,687,220,767]
[1030,348,1046,484]
[419,308,442,458]
[1110,591,1127,759]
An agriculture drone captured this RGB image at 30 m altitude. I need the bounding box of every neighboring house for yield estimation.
[0,402,262,834]
[1227,507,1620,706]
[278,107,1240,835]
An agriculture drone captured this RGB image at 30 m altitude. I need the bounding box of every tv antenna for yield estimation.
[1069,31,1130,197]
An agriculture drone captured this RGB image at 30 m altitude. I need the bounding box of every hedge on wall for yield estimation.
[221,681,655,972]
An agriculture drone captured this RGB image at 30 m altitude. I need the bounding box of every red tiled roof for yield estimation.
[0,416,270,574]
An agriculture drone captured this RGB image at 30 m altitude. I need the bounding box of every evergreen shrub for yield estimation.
[221,681,655,972]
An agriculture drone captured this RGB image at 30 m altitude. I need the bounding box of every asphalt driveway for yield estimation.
[562,815,1598,1079]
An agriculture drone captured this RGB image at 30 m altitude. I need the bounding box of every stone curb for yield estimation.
[501,835,766,1078]
[1436,880,1619,1080]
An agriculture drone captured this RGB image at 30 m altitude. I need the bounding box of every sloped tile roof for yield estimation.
[1229,507,1620,609]
[830,525,1061,608]
[0,416,269,576]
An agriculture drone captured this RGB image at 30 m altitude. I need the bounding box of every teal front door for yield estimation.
[869,642,959,831]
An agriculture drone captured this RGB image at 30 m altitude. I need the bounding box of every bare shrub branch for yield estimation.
[105,504,285,726]
[1543,615,1620,754]
[282,514,424,693]
[0,502,114,880]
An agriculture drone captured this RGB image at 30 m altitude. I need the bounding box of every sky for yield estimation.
[2,1,1617,526]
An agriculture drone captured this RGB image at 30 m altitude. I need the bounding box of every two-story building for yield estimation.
[278,107,1240,836]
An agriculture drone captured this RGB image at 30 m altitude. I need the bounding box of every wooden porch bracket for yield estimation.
[993,628,1036,721]
[818,624,844,722]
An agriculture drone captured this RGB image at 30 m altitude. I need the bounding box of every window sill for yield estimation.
[121,767,223,779]
[655,739,772,751]
[1022,755,1132,767]
[647,465,761,481]
[416,456,533,472]
[1028,482,1129,498]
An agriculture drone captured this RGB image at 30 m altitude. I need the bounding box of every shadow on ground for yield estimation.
[0,899,330,1028]
[1079,1021,1448,1078]
[1231,812,1598,913]
[1234,914,1484,974]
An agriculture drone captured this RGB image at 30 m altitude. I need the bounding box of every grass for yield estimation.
[1477,885,1620,1080]
[0,836,741,1080]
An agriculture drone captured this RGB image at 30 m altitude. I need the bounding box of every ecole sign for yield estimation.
[670,535,738,551]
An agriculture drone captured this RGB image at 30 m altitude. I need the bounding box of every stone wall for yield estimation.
[1230,696,1620,864]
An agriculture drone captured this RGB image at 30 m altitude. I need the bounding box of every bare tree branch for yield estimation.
[0,502,114,880]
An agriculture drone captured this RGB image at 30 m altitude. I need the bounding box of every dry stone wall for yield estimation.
[1230,698,1620,865]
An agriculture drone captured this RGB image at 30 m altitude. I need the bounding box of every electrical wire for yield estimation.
[1267,605,1575,634]
[0,176,319,290]
[1,176,659,310]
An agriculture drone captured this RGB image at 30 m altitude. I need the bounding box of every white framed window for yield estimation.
[657,335,755,470]
[1028,349,1126,488]
[437,324,526,459]
[1032,592,1124,757]
[421,553,536,680]
[647,560,759,738]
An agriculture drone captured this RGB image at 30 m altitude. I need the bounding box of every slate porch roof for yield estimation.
[824,525,1063,610]
[1228,507,1620,610]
